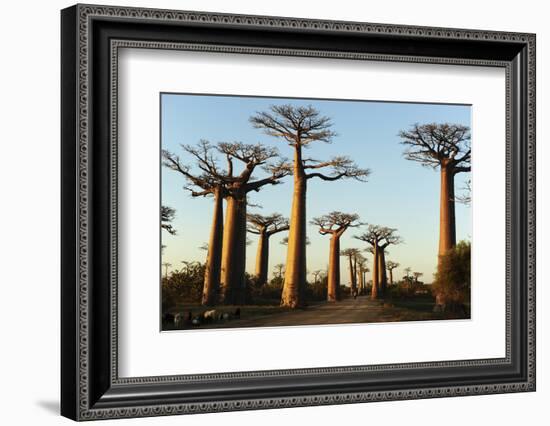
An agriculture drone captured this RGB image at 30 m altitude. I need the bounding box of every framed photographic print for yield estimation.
[61,4,536,421]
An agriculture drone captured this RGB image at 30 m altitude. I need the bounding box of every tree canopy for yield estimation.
[399,123,471,171]
[247,213,289,235]
[161,205,177,235]
[354,224,402,248]
[311,211,362,236]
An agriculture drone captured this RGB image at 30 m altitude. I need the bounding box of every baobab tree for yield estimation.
[413,272,424,283]
[386,260,399,285]
[403,267,412,279]
[355,253,368,294]
[377,237,401,293]
[247,213,289,286]
[216,142,291,305]
[354,225,402,299]
[161,205,177,235]
[162,142,228,305]
[311,212,362,302]
[360,264,370,294]
[341,248,361,295]
[251,105,370,308]
[365,246,392,291]
[311,270,324,284]
[163,141,290,305]
[273,263,285,279]
[399,123,470,260]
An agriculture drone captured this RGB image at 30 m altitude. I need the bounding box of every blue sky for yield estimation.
[161,93,471,284]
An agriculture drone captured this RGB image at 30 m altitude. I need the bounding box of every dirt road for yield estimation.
[192,295,441,330]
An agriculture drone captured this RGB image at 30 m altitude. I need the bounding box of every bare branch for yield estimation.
[340,248,361,257]
[217,142,278,167]
[399,123,471,170]
[182,140,227,180]
[247,213,290,236]
[354,224,402,249]
[306,157,370,182]
[162,148,219,195]
[455,179,472,205]
[245,158,293,192]
[311,211,362,236]
[161,205,177,235]
[385,260,400,271]
[250,104,337,147]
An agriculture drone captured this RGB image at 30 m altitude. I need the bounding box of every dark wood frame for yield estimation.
[61,4,536,421]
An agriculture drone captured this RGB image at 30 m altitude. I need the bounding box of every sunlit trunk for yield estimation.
[358,268,364,294]
[378,249,387,296]
[255,230,269,286]
[347,254,355,293]
[201,188,223,305]
[449,171,456,247]
[352,256,358,292]
[371,245,379,299]
[220,193,247,305]
[437,164,456,306]
[327,235,340,302]
[388,269,394,286]
[439,164,456,258]
[281,146,307,308]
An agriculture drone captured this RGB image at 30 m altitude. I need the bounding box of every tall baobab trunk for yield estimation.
[201,188,223,305]
[281,147,307,308]
[255,230,269,286]
[388,268,394,286]
[371,246,379,299]
[327,235,340,302]
[220,194,247,305]
[358,267,364,294]
[347,255,356,293]
[378,249,388,295]
[439,164,456,258]
[352,255,358,292]
[437,164,457,307]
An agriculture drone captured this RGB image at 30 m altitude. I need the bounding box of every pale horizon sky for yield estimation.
[161,93,471,285]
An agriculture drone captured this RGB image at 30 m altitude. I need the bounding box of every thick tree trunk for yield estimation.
[439,164,456,258]
[348,255,355,293]
[281,147,307,308]
[388,269,394,286]
[449,171,456,246]
[327,235,340,302]
[378,249,388,295]
[358,268,364,294]
[352,256,358,292]
[219,194,247,305]
[371,246,379,299]
[255,230,269,286]
[437,164,457,306]
[201,188,223,305]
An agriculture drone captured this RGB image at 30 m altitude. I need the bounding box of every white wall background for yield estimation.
[0,0,546,424]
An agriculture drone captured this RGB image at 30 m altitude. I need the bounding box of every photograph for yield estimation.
[160,94,472,330]
[57,3,535,420]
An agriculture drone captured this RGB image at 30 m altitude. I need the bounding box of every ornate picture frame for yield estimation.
[61,4,535,420]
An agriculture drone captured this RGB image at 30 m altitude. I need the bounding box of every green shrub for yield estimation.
[162,262,205,307]
[432,240,471,305]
